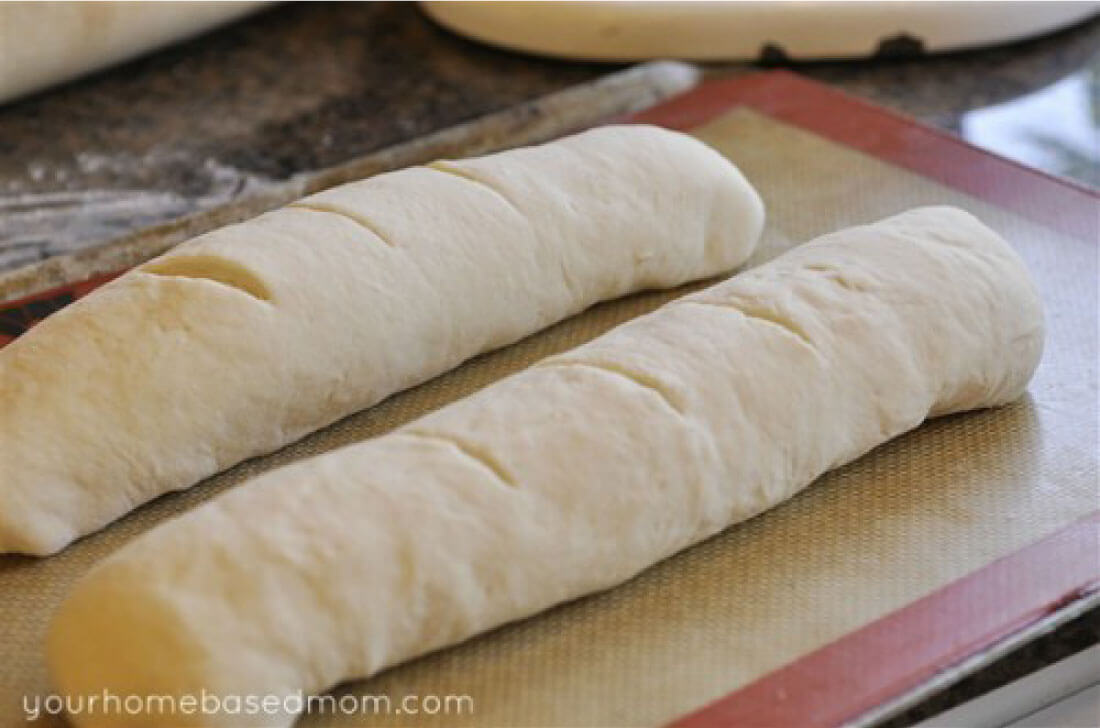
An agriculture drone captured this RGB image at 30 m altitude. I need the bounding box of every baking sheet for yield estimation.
[0,60,699,305]
[1,75,1097,727]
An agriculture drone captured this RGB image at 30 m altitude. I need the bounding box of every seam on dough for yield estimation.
[804,263,866,292]
[539,359,683,414]
[425,162,525,218]
[140,255,272,301]
[680,299,816,349]
[402,430,517,488]
[287,202,395,246]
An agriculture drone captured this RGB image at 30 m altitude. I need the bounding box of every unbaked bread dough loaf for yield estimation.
[47,207,1043,727]
[0,124,764,555]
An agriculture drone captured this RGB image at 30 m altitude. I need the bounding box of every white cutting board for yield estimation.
[422,1,1100,61]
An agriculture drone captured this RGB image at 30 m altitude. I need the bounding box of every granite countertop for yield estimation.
[0,2,1096,724]
[0,2,607,271]
[1,3,1096,273]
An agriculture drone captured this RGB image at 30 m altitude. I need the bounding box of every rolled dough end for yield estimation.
[48,561,298,728]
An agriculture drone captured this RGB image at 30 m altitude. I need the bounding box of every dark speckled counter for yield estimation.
[0,3,1096,724]
[0,2,606,270]
[2,3,1097,271]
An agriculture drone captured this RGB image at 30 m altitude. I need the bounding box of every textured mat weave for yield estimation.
[1,106,1096,728]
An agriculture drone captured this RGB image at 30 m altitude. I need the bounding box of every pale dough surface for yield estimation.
[0,124,764,555]
[47,206,1044,727]
[421,1,1100,61]
[0,2,268,104]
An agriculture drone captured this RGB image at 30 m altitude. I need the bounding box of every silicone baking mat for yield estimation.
[1,72,1097,727]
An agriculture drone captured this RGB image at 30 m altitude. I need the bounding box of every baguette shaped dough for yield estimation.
[47,206,1043,727]
[0,125,764,555]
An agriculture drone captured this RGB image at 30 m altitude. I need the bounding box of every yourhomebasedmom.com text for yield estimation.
[24,690,475,721]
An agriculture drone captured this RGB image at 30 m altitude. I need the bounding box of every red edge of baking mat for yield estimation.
[627,70,1100,728]
[630,70,1099,242]
[667,512,1100,728]
[0,271,120,347]
[2,69,1097,724]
